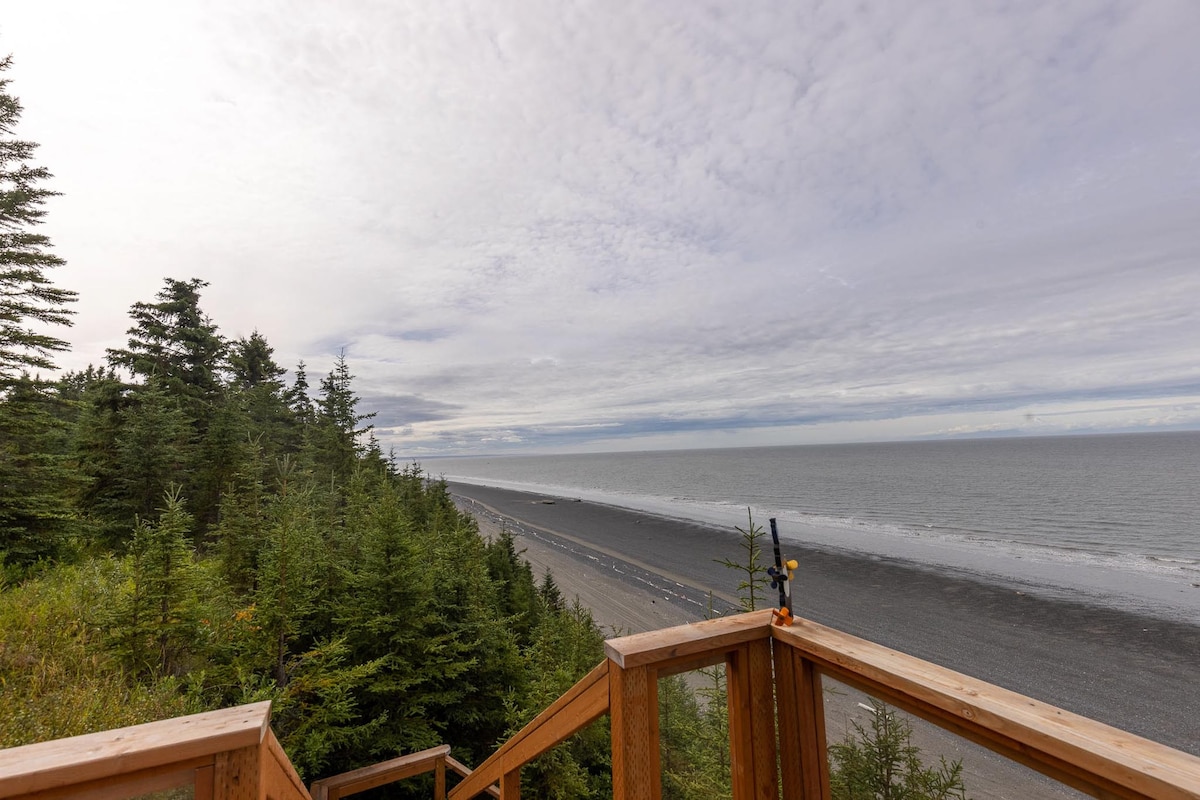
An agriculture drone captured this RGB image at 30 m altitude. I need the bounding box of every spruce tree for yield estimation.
[254,456,323,685]
[107,279,239,528]
[106,277,226,433]
[0,374,80,571]
[484,527,541,646]
[108,488,200,677]
[229,332,293,462]
[0,56,76,390]
[114,385,190,528]
[309,353,374,479]
[0,56,79,574]
[70,370,133,545]
[214,436,267,593]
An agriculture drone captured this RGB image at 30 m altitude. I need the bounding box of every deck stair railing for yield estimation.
[0,701,308,800]
[2,610,1199,800]
[308,744,497,800]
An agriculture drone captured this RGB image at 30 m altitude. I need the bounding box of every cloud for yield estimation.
[3,0,1199,453]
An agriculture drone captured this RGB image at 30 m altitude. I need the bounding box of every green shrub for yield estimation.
[830,700,968,800]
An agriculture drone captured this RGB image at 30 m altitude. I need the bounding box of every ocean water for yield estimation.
[429,432,1200,624]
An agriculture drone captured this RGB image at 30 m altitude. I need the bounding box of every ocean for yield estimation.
[429,432,1200,624]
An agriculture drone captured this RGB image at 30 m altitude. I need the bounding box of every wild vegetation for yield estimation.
[0,270,614,788]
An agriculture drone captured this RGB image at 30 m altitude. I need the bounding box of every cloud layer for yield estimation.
[6,1,1200,452]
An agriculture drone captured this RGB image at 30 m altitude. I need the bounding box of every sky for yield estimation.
[4,1,1200,455]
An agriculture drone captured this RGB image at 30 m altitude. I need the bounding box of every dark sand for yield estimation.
[451,482,1200,761]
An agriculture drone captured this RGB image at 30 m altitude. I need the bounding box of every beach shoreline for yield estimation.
[450,481,1200,760]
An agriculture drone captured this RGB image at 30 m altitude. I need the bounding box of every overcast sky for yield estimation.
[5,1,1200,455]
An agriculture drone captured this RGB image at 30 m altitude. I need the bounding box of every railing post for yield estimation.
[435,755,447,800]
[213,744,262,800]
[610,661,661,800]
[500,768,520,800]
[773,643,829,800]
[727,640,779,800]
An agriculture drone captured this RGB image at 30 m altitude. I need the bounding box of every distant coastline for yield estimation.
[450,481,1200,759]
[433,432,1200,625]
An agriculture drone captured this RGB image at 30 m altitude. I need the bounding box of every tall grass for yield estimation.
[0,558,196,747]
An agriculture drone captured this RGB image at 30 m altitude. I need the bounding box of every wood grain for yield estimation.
[611,663,660,800]
[0,702,271,799]
[605,610,774,669]
[213,745,260,800]
[264,730,310,800]
[773,617,1200,800]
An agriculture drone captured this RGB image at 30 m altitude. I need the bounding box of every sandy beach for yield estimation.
[451,481,1200,769]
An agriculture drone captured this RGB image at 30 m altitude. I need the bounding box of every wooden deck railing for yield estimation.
[604,609,1200,800]
[310,744,449,800]
[0,701,308,800]
[448,660,611,800]
[3,611,1198,800]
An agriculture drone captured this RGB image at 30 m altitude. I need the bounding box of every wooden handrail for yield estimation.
[0,702,274,799]
[448,660,611,800]
[311,744,451,800]
[446,755,501,799]
[267,728,313,800]
[605,609,774,671]
[772,618,1200,800]
[603,612,1200,800]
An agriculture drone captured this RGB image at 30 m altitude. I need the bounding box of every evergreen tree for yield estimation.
[191,395,251,530]
[229,331,286,390]
[213,436,267,593]
[108,488,199,677]
[57,364,118,403]
[338,482,439,757]
[484,527,541,646]
[0,56,76,390]
[423,509,525,764]
[254,456,324,686]
[113,385,190,532]
[69,370,133,545]
[829,701,967,800]
[539,568,564,612]
[309,353,374,479]
[714,508,769,612]
[659,674,731,800]
[517,599,611,800]
[0,374,80,572]
[285,360,314,436]
[106,278,227,422]
[229,331,293,459]
[105,279,250,529]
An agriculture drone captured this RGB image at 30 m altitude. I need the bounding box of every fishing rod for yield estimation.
[768,517,798,626]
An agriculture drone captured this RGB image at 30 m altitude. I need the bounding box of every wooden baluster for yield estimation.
[194,764,216,800]
[748,638,780,800]
[727,641,779,800]
[610,661,661,800]
[796,657,830,800]
[727,645,754,800]
[773,643,804,800]
[773,643,830,800]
